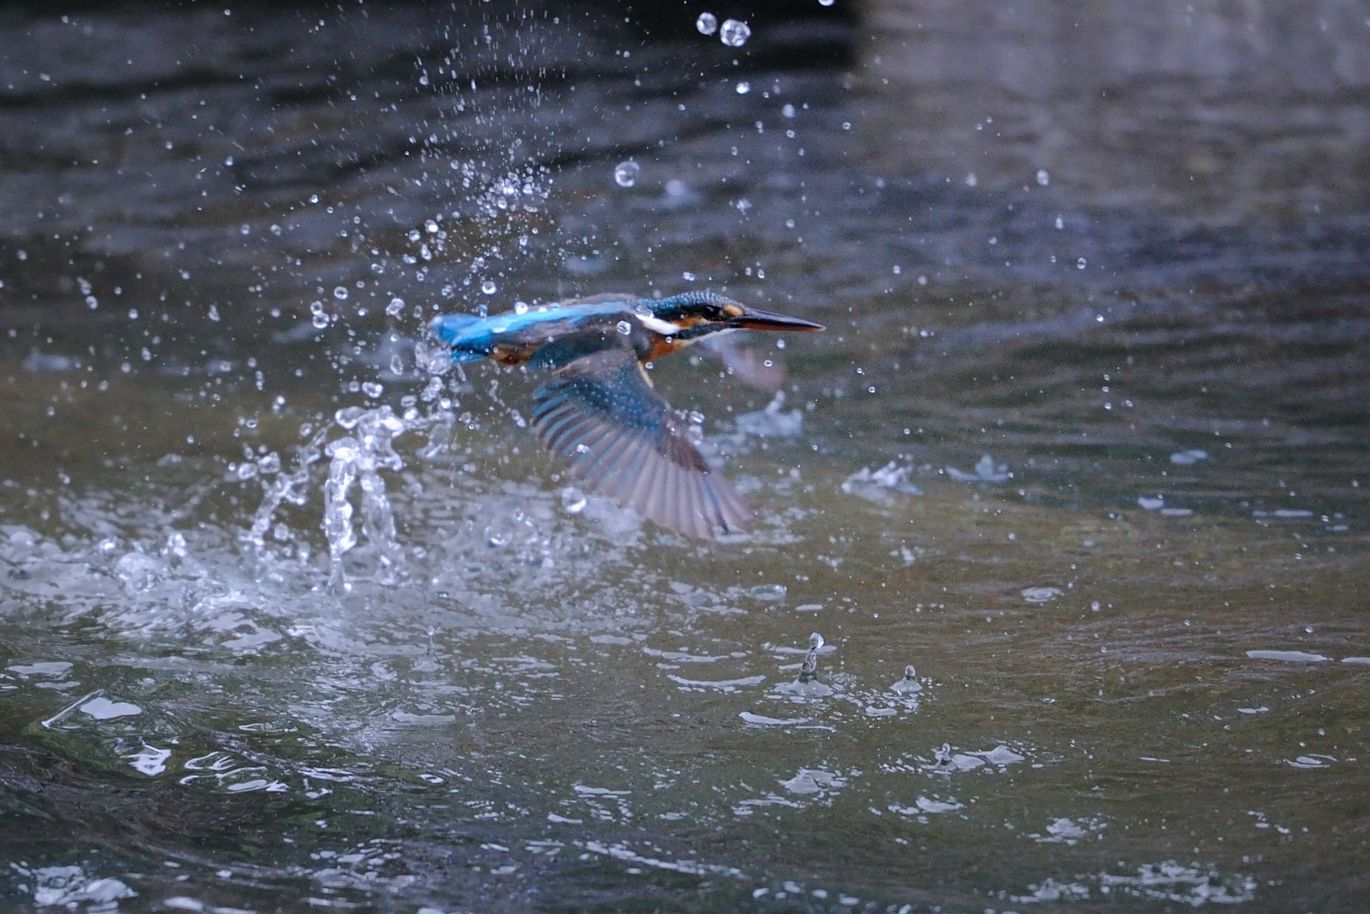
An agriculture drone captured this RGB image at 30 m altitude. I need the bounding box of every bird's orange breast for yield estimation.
[646,336,687,360]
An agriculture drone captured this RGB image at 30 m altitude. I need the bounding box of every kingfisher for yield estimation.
[429,291,823,538]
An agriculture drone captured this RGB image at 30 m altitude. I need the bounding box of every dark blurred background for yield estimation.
[3,0,1367,332]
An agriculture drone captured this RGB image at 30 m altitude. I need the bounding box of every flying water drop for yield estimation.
[695,12,718,35]
[720,19,751,47]
[560,487,587,515]
[614,160,640,188]
[774,632,833,698]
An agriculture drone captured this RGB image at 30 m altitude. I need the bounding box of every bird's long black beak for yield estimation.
[731,306,824,332]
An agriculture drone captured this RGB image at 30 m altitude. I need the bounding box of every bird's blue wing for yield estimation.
[531,346,752,538]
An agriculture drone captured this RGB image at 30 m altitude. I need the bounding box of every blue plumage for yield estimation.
[429,313,486,363]
[426,292,823,537]
[430,299,633,365]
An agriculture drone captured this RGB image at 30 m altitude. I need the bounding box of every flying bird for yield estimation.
[430,291,823,538]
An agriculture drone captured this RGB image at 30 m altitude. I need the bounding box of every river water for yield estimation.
[2,2,1368,911]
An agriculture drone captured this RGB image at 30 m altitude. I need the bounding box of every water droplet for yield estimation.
[695,12,717,35]
[560,487,587,514]
[312,311,330,329]
[386,296,405,317]
[782,103,796,118]
[361,381,384,398]
[165,531,189,559]
[514,300,530,315]
[891,665,922,695]
[1036,169,1050,186]
[720,18,751,47]
[616,320,633,335]
[1076,257,1087,270]
[335,406,366,429]
[614,160,640,188]
[735,81,750,95]
[809,632,825,651]
[481,279,497,295]
[207,304,220,322]
[333,286,348,301]
[820,0,835,6]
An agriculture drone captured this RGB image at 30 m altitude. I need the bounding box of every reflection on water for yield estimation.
[2,1,1369,911]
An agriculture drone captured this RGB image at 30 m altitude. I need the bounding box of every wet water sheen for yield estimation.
[2,3,1369,912]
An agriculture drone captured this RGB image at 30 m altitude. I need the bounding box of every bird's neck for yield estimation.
[639,322,728,362]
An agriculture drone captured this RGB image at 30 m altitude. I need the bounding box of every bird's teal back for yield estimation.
[430,299,635,365]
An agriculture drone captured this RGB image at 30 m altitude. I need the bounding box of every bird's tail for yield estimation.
[428,313,487,364]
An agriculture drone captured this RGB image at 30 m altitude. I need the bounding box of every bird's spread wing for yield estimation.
[531,345,752,538]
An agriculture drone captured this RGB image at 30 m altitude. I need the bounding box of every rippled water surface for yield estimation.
[2,2,1369,911]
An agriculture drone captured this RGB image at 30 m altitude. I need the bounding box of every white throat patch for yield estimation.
[635,312,683,336]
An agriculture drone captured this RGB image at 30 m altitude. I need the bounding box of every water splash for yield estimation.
[322,406,408,588]
[945,453,1012,483]
[890,664,922,695]
[841,460,922,501]
[243,427,329,547]
[245,356,462,590]
[773,632,833,699]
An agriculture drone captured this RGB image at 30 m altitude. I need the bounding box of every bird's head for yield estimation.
[645,291,824,341]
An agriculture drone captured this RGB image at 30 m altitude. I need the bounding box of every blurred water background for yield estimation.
[1,1,1368,911]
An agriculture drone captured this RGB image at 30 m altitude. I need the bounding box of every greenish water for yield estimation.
[2,2,1369,912]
